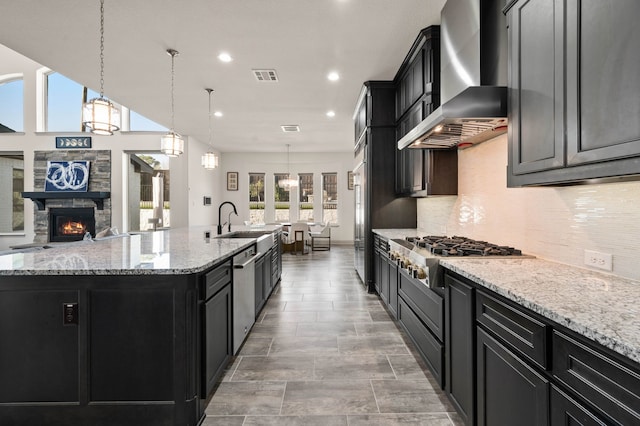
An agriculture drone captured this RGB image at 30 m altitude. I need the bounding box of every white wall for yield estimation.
[417,134,640,282]
[221,152,355,243]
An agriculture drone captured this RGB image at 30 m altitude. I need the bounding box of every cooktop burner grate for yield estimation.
[406,235,523,257]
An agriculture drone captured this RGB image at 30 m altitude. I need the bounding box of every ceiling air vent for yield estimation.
[281,125,300,133]
[253,69,278,82]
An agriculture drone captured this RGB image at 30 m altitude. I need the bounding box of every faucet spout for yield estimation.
[218,201,238,235]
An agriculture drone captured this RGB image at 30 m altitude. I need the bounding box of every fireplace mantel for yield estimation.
[22,192,111,211]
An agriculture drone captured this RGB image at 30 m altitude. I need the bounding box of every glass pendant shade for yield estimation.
[160,131,184,157]
[201,151,219,169]
[279,176,298,189]
[83,97,120,135]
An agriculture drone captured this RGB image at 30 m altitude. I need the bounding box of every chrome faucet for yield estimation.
[218,201,238,235]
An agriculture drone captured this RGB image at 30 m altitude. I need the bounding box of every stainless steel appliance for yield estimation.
[232,246,257,354]
[389,235,531,290]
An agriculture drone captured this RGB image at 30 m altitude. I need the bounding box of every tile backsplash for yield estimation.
[417,134,640,282]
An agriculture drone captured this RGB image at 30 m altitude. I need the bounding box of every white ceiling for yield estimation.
[0,0,445,153]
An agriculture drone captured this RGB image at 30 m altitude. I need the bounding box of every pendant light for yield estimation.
[279,144,298,190]
[160,49,184,157]
[201,88,219,169]
[82,0,120,135]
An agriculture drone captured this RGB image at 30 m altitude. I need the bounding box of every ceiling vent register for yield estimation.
[253,69,279,82]
[281,125,300,133]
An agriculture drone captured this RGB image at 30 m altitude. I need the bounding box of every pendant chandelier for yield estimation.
[82,0,120,135]
[279,144,298,190]
[201,88,219,170]
[160,49,184,157]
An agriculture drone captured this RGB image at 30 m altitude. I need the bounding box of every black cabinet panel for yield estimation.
[398,297,444,387]
[203,284,232,398]
[445,272,475,426]
[399,268,443,341]
[552,331,640,425]
[550,385,608,426]
[255,254,265,315]
[387,255,397,319]
[506,0,640,185]
[0,290,79,403]
[204,260,232,299]
[90,287,174,401]
[477,328,549,426]
[476,290,549,370]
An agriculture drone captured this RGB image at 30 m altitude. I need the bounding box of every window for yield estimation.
[298,173,314,222]
[47,71,104,132]
[0,75,23,132]
[129,110,167,132]
[0,153,24,233]
[322,172,338,225]
[249,173,265,224]
[273,173,290,222]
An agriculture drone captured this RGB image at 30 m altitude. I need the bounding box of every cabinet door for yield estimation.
[550,385,608,426]
[565,0,640,165]
[379,252,389,304]
[203,284,232,397]
[0,290,79,403]
[445,273,475,426]
[477,328,549,426]
[255,255,265,315]
[410,50,424,106]
[508,0,565,174]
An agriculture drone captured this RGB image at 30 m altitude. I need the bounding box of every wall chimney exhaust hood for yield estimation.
[398,0,508,150]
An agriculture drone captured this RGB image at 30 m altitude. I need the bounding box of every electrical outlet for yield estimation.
[584,250,613,271]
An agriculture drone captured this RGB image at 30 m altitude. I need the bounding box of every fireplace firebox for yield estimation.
[49,207,96,242]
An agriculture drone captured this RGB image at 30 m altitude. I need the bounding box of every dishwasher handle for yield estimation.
[234,253,259,269]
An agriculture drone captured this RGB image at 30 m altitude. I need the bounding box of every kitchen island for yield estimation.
[0,225,281,426]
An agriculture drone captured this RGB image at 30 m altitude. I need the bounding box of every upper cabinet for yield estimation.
[394,26,457,197]
[506,0,640,186]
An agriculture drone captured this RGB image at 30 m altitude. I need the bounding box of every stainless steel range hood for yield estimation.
[398,0,508,150]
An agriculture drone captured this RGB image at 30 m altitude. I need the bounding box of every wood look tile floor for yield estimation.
[204,245,462,425]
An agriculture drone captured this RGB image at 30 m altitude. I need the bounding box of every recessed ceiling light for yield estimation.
[327,71,340,81]
[326,110,336,117]
[214,111,223,117]
[218,52,233,63]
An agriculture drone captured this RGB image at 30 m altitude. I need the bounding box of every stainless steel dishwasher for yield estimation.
[232,246,257,354]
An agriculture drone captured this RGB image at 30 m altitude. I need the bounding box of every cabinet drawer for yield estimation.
[553,331,640,425]
[398,297,443,387]
[204,260,232,300]
[476,290,549,370]
[398,269,443,341]
[550,385,608,426]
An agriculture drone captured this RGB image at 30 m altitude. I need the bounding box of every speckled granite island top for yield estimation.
[373,228,640,364]
[0,225,281,276]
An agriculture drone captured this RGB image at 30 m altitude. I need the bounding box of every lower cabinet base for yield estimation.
[0,401,202,426]
[398,296,444,388]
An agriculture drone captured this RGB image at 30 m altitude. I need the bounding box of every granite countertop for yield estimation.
[0,225,282,276]
[372,228,640,365]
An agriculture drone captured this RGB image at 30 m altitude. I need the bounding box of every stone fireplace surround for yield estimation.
[32,150,111,243]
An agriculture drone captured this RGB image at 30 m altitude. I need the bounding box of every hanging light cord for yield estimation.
[207,88,214,147]
[167,49,179,133]
[99,0,105,98]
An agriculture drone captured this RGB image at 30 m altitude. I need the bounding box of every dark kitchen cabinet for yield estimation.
[0,289,80,403]
[203,282,232,398]
[476,328,550,426]
[387,256,397,319]
[397,268,444,387]
[505,0,640,186]
[353,81,417,290]
[443,268,640,426]
[255,252,265,315]
[550,386,609,426]
[444,272,475,426]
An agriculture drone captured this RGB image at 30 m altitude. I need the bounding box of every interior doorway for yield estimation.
[127,153,171,232]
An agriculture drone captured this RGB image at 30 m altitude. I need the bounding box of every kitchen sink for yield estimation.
[219,231,272,239]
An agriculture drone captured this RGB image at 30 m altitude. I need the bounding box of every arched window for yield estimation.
[0,74,24,133]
